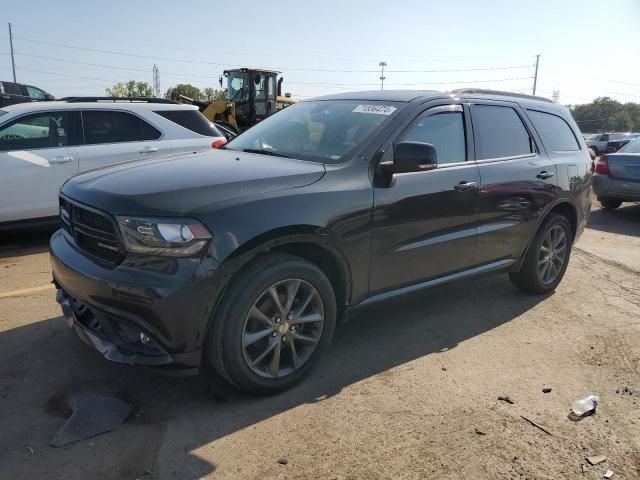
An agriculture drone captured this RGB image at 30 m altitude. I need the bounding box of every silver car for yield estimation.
[593,138,640,209]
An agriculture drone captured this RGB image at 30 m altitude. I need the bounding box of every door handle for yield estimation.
[139,147,159,154]
[50,155,73,164]
[453,181,478,192]
[536,171,554,179]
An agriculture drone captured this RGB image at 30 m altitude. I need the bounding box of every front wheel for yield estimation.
[207,253,336,395]
[600,199,622,210]
[509,213,573,294]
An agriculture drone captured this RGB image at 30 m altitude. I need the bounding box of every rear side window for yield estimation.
[527,110,579,152]
[2,82,23,95]
[154,109,221,137]
[401,111,466,165]
[0,112,70,151]
[82,111,160,145]
[472,105,534,159]
[26,86,46,100]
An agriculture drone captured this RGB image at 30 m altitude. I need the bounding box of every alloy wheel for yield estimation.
[241,279,325,379]
[537,225,568,285]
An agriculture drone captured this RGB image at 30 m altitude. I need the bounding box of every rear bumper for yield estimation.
[593,174,640,201]
[50,229,224,372]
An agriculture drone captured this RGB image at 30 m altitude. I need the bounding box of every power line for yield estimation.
[287,76,534,87]
[13,36,535,74]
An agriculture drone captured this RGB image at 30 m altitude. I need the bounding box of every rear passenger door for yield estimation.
[76,110,169,172]
[470,102,557,266]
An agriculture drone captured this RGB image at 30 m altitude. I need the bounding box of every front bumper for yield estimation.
[593,174,640,201]
[50,229,224,372]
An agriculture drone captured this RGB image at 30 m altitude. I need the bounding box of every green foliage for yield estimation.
[164,84,227,102]
[105,80,154,97]
[571,97,640,133]
[165,84,202,101]
[203,87,227,102]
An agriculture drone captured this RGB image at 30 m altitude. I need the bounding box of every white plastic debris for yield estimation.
[603,469,614,479]
[571,395,599,417]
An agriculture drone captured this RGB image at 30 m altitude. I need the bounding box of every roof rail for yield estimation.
[60,96,178,104]
[450,89,554,103]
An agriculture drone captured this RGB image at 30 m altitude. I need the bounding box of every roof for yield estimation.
[310,90,443,102]
[305,89,556,109]
[0,101,199,114]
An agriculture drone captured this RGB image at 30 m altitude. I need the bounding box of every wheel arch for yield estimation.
[220,226,353,311]
[514,199,579,271]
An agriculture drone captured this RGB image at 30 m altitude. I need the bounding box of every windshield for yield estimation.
[227,71,249,103]
[620,138,640,153]
[226,100,402,163]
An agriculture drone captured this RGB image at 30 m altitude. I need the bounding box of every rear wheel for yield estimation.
[600,198,622,210]
[207,253,336,395]
[509,213,573,294]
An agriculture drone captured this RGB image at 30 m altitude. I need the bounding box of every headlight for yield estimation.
[116,217,212,257]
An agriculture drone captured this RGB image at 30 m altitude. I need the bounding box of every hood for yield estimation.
[62,149,325,216]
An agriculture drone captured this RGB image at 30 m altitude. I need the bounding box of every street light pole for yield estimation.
[379,61,387,90]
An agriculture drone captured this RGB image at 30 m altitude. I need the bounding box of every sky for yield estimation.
[2,0,639,105]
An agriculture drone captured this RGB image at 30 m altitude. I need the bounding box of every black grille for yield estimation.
[59,196,123,264]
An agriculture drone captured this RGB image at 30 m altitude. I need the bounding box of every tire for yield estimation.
[207,253,336,395]
[600,199,622,210]
[588,147,597,160]
[509,213,573,295]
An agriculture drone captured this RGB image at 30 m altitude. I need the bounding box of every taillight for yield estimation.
[212,139,227,149]
[594,155,610,175]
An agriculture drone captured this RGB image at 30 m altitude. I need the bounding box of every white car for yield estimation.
[0,98,227,228]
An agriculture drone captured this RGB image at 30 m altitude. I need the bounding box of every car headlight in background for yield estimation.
[116,217,212,257]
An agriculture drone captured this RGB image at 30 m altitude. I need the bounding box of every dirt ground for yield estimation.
[1,200,639,480]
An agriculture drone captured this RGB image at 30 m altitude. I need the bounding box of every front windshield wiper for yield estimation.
[241,148,293,159]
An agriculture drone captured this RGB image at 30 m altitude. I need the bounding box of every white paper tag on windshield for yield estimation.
[352,105,397,115]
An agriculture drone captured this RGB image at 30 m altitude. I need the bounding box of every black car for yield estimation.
[51,89,592,394]
[0,81,54,107]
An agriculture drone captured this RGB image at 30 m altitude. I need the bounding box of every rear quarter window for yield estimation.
[154,109,221,137]
[527,110,580,152]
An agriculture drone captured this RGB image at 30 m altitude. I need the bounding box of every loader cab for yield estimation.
[224,68,280,131]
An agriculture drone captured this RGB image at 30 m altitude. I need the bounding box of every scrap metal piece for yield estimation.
[50,394,133,447]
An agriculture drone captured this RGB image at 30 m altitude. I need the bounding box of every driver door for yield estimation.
[369,104,480,294]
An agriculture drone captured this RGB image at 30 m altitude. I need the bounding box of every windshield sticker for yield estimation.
[352,105,397,115]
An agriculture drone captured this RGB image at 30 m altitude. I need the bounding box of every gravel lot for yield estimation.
[1,200,639,480]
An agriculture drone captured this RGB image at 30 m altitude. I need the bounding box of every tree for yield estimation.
[203,87,227,102]
[106,80,154,97]
[570,97,640,133]
[165,84,202,101]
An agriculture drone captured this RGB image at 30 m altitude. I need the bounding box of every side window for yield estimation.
[472,105,534,160]
[2,82,23,95]
[140,119,161,140]
[26,86,46,100]
[527,110,579,152]
[154,110,219,137]
[400,111,466,165]
[82,111,142,145]
[599,135,608,142]
[0,112,70,151]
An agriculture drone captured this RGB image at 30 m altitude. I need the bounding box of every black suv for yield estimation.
[0,81,54,107]
[51,89,592,394]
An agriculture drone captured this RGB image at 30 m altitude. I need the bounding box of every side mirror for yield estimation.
[45,93,55,101]
[393,141,437,173]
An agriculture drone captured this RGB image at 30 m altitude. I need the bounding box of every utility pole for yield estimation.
[379,61,387,90]
[152,64,160,98]
[532,54,540,96]
[8,23,16,82]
